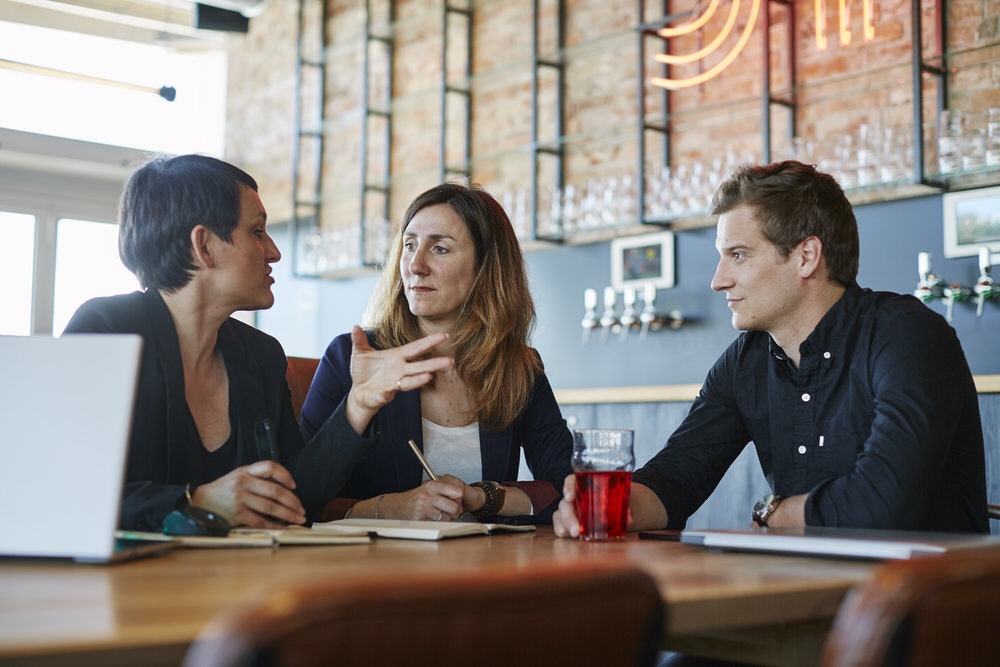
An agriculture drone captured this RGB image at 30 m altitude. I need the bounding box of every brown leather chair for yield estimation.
[183,563,665,667]
[285,356,320,423]
[821,550,1000,667]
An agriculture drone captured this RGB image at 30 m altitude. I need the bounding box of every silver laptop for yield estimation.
[0,333,171,562]
[679,526,1000,560]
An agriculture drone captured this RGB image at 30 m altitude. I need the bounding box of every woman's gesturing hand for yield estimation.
[344,325,453,434]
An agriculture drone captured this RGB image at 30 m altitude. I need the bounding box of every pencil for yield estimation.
[407,439,439,481]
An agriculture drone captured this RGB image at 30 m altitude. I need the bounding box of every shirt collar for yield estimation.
[764,282,862,363]
[799,282,863,359]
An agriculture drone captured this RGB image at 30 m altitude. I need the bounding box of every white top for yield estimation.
[421,417,481,484]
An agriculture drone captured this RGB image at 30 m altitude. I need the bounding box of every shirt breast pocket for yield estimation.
[812,412,870,477]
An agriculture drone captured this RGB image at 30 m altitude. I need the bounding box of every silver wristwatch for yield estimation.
[752,493,784,527]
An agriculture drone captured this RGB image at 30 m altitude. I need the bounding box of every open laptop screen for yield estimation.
[0,334,149,562]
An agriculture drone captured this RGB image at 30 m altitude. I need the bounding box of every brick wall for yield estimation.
[224,0,998,242]
[224,0,300,224]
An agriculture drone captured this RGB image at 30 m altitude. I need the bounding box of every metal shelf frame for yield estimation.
[762,0,796,165]
[361,0,395,266]
[637,0,797,227]
[441,2,472,182]
[914,0,946,187]
[292,0,396,276]
[530,0,566,243]
[291,0,327,277]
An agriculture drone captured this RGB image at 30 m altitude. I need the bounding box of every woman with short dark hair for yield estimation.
[65,154,451,531]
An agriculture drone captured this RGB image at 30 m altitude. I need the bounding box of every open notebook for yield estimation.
[315,519,536,541]
[676,526,1000,560]
[116,526,372,548]
[0,334,172,563]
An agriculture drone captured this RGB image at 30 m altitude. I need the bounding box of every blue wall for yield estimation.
[260,192,999,387]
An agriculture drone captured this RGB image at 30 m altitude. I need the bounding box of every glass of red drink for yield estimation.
[572,429,634,541]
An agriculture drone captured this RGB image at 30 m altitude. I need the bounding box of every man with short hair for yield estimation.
[554,160,988,536]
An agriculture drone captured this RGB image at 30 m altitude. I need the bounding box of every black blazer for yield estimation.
[65,290,371,530]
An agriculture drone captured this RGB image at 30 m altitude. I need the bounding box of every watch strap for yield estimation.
[753,493,784,527]
[470,481,506,518]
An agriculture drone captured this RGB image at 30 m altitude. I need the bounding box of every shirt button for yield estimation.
[823,351,832,359]
[798,445,807,454]
[801,393,811,402]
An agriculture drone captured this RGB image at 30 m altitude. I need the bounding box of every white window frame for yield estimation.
[0,129,147,334]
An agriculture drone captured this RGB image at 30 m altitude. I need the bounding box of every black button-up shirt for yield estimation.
[633,283,988,533]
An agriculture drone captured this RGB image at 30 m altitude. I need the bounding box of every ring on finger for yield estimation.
[397,378,403,391]
[434,512,443,522]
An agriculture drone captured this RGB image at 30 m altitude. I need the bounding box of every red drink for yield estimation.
[574,471,631,541]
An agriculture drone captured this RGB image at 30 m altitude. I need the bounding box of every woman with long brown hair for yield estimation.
[300,182,573,523]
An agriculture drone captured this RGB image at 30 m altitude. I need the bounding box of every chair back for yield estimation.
[184,562,665,667]
[821,550,1000,667]
[285,356,320,422]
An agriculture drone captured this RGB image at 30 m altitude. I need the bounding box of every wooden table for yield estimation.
[0,528,872,667]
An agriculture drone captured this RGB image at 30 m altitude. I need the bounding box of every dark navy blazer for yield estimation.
[299,331,574,523]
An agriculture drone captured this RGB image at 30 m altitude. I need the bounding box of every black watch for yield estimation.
[470,481,506,518]
[752,493,784,527]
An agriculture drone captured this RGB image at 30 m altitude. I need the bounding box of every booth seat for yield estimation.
[286,356,320,423]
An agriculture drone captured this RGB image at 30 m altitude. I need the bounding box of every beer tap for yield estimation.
[599,286,618,343]
[639,284,657,340]
[618,287,638,340]
[943,281,972,322]
[581,288,598,344]
[974,247,1000,317]
[914,252,946,303]
[581,284,685,343]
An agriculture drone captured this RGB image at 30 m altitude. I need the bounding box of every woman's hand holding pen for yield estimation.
[359,478,465,521]
[191,461,307,529]
[345,325,454,435]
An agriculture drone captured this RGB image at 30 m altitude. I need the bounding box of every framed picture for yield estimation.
[610,231,675,291]
[943,186,1000,258]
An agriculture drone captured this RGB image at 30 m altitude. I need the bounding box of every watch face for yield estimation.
[753,494,780,524]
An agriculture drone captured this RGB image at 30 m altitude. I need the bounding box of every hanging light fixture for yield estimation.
[0,58,175,101]
[651,0,761,91]
[814,0,877,50]
[815,0,828,50]
[658,0,721,38]
[863,0,876,40]
[651,0,878,90]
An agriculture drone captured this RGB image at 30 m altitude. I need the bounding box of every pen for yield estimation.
[253,419,292,526]
[254,419,281,464]
[408,439,438,481]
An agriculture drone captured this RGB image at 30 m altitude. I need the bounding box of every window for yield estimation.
[0,21,225,154]
[0,18,225,335]
[0,211,36,335]
[52,219,140,335]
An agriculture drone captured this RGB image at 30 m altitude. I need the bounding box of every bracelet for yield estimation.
[185,482,195,506]
[374,494,385,519]
[470,481,506,518]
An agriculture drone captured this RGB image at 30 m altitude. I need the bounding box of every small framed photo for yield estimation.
[943,185,1000,258]
[610,231,675,291]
